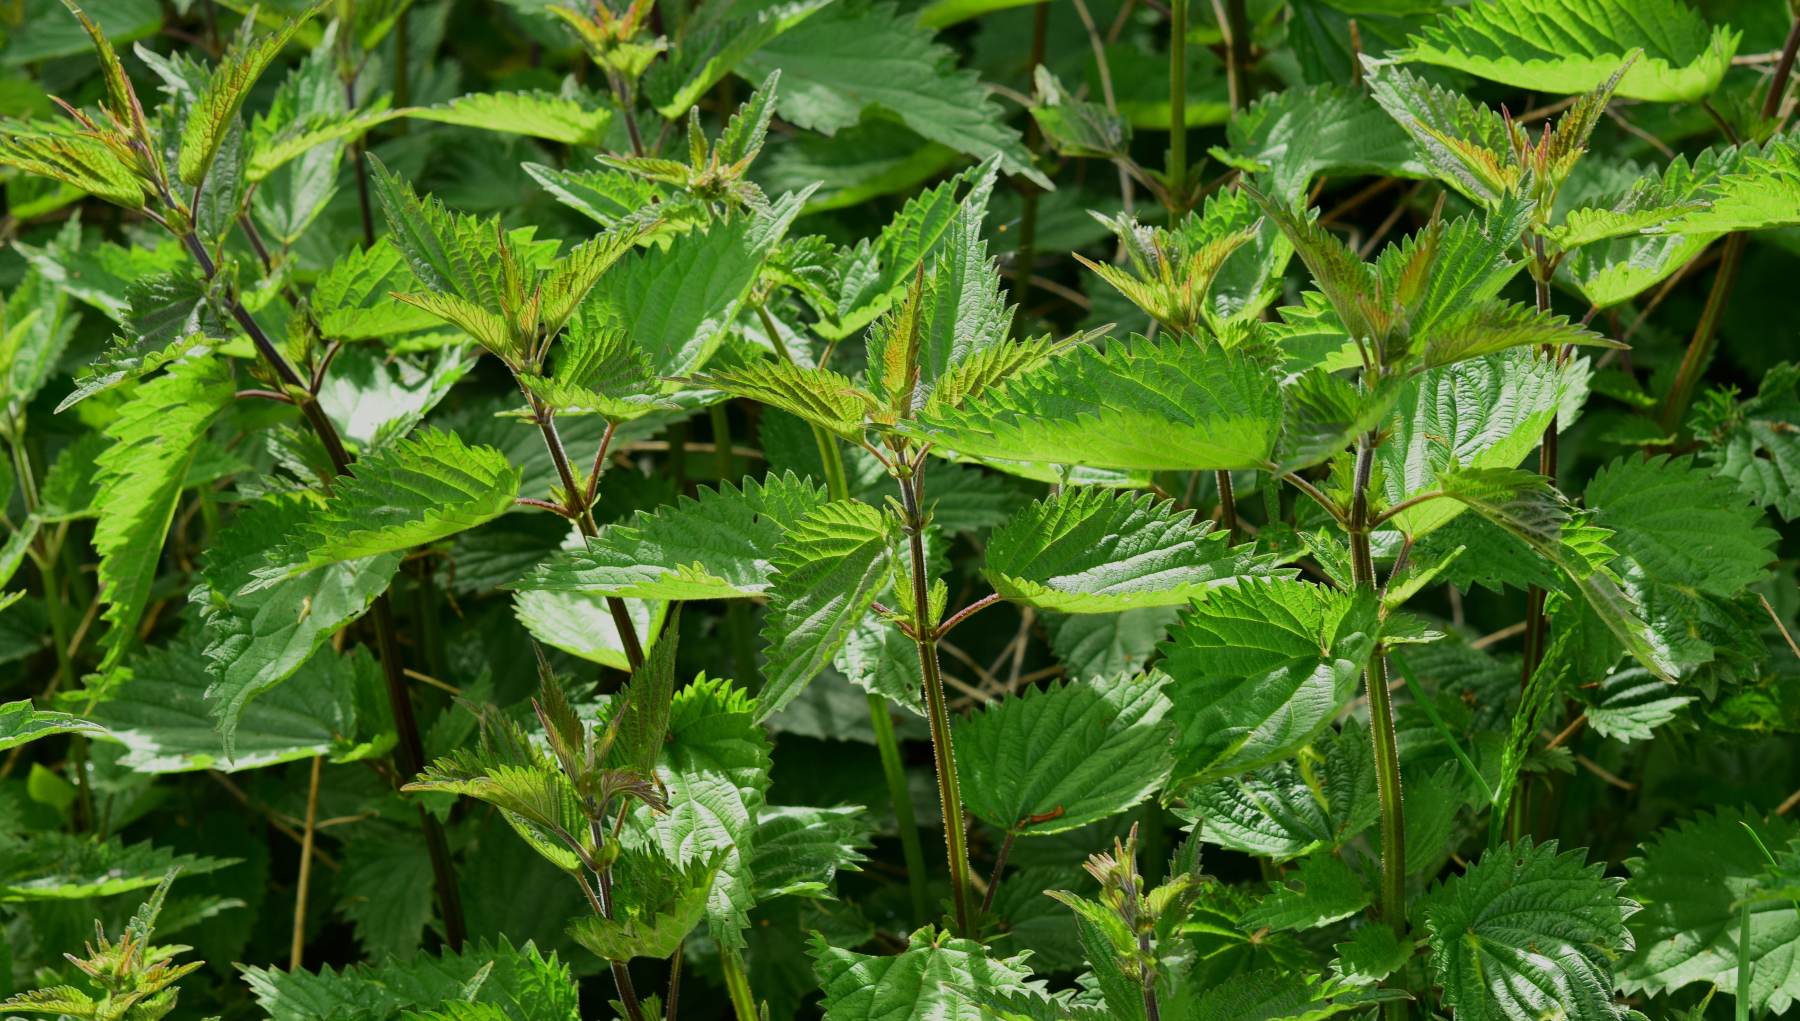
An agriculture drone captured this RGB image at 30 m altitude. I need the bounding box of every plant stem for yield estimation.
[343,76,376,250]
[1216,0,1249,110]
[527,398,645,671]
[1349,430,1406,1005]
[1520,237,1556,689]
[721,949,757,1021]
[175,227,467,947]
[582,815,648,1021]
[978,828,1016,916]
[1214,470,1237,541]
[1168,0,1188,201]
[900,467,974,936]
[290,754,322,969]
[868,691,932,923]
[1660,13,1800,433]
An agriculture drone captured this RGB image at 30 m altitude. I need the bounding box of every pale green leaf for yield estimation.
[0,699,107,753]
[408,90,612,145]
[810,926,1037,1020]
[984,487,1269,613]
[954,671,1175,834]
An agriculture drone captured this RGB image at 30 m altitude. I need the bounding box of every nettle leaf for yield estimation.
[1365,62,1516,205]
[647,0,832,119]
[568,847,717,962]
[750,804,872,899]
[1694,362,1800,520]
[312,239,440,339]
[1186,968,1408,1019]
[954,671,1175,834]
[1162,578,1379,785]
[254,429,520,584]
[814,159,997,338]
[1584,454,1777,599]
[1240,853,1370,932]
[810,926,1037,1020]
[240,937,579,1021]
[513,591,663,672]
[96,632,389,773]
[637,676,771,950]
[0,700,107,752]
[521,472,828,600]
[1621,808,1800,1014]
[1662,136,1800,236]
[1438,467,1677,681]
[368,157,505,313]
[1399,0,1737,103]
[518,320,662,421]
[1581,668,1692,743]
[408,90,612,145]
[694,360,871,442]
[195,492,401,751]
[92,357,235,666]
[738,1,1048,190]
[984,487,1268,613]
[909,337,1282,471]
[179,7,317,187]
[1216,83,1428,202]
[0,120,146,208]
[1424,839,1638,1021]
[0,832,235,901]
[757,500,895,721]
[1377,350,1573,539]
[586,193,804,375]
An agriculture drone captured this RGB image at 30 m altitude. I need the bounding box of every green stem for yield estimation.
[721,949,757,1021]
[1220,0,1249,111]
[1349,430,1406,1016]
[1168,0,1188,201]
[869,691,932,923]
[901,467,974,935]
[9,435,73,695]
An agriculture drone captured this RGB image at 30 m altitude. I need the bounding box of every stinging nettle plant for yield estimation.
[0,0,1799,1018]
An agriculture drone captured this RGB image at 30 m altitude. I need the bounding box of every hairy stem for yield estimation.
[1349,429,1406,1011]
[1168,0,1188,199]
[290,755,322,969]
[1660,13,1800,432]
[178,227,466,948]
[721,949,758,1021]
[900,467,974,935]
[528,398,645,670]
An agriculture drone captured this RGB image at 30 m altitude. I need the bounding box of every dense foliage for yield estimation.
[0,0,1798,1017]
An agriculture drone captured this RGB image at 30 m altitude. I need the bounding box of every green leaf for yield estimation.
[196,492,401,752]
[984,487,1268,612]
[1162,578,1379,785]
[1581,668,1693,743]
[1365,62,1516,205]
[0,832,234,901]
[92,357,235,666]
[521,472,827,600]
[407,90,612,145]
[1418,300,1619,369]
[1377,351,1573,538]
[0,120,146,208]
[179,7,318,187]
[568,847,717,962]
[254,429,521,583]
[909,337,1282,471]
[0,699,107,752]
[1621,808,1800,1014]
[694,359,872,442]
[96,633,390,773]
[518,320,662,421]
[1423,839,1637,1021]
[738,1,1049,190]
[586,194,803,375]
[1241,854,1371,932]
[1661,136,1800,236]
[750,804,872,899]
[1584,454,1777,599]
[240,938,580,1021]
[368,156,505,312]
[810,926,1036,1020]
[1399,0,1738,102]
[1694,362,1800,521]
[757,500,895,721]
[1218,84,1429,202]
[1334,924,1412,985]
[512,591,664,672]
[1438,466,1678,681]
[312,239,440,339]
[955,671,1175,834]
[638,676,771,950]
[647,1,832,119]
